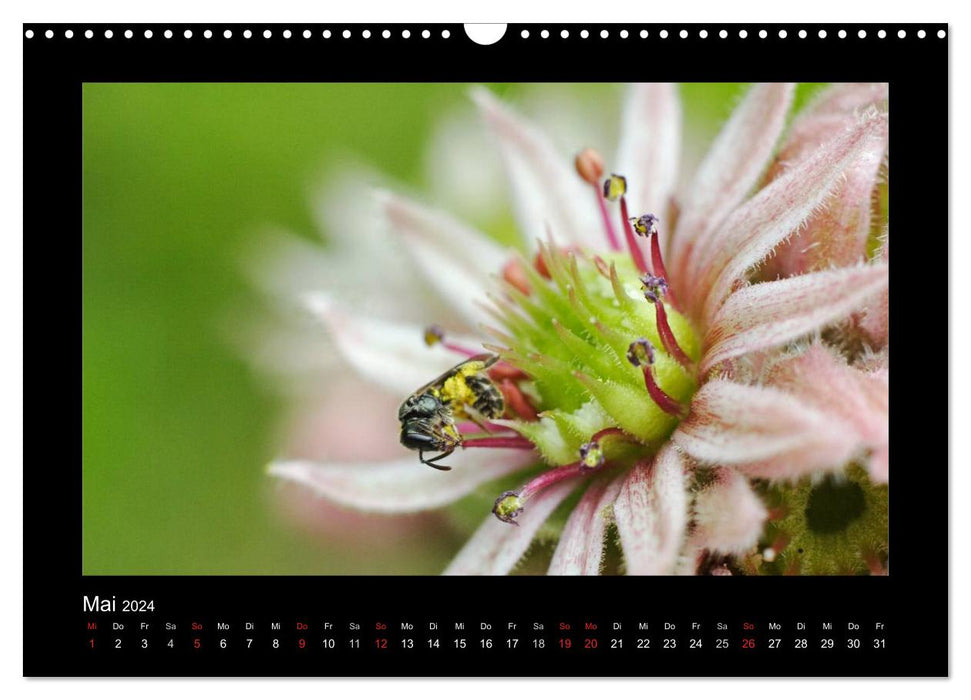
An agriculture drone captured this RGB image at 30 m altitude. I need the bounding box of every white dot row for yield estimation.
[520,27,946,40]
[24,27,453,40]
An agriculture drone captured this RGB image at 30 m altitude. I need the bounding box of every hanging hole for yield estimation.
[464,24,507,45]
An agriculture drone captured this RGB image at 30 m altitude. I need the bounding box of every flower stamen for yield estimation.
[631,213,679,309]
[463,435,535,450]
[604,174,650,274]
[578,440,605,471]
[423,324,478,358]
[627,338,686,417]
[492,462,588,525]
[575,149,621,252]
[577,428,629,472]
[640,274,693,370]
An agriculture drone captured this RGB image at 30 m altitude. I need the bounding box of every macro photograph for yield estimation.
[82,81,889,577]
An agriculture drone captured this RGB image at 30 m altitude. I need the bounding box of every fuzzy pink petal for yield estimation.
[700,263,889,374]
[615,83,682,219]
[269,449,536,514]
[767,344,889,483]
[613,446,688,575]
[692,468,767,554]
[470,87,603,250]
[444,477,581,575]
[859,235,890,347]
[766,88,888,276]
[378,190,507,325]
[548,473,626,576]
[801,83,889,122]
[671,84,794,290]
[674,380,859,481]
[770,84,888,175]
[302,293,481,395]
[698,112,889,324]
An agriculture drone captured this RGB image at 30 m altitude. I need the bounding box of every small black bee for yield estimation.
[398,353,505,470]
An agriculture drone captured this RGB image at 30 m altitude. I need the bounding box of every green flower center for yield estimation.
[486,242,701,468]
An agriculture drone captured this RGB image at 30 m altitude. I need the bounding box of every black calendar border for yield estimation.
[23,23,949,677]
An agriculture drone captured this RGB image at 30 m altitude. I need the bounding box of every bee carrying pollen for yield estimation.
[398,353,506,470]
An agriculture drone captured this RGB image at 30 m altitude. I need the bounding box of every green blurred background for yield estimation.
[82,83,821,575]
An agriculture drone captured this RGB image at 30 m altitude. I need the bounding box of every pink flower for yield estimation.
[264,83,889,575]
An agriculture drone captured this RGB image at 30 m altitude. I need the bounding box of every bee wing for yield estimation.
[411,353,498,395]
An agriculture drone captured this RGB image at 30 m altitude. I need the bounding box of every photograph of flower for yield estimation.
[83,82,888,576]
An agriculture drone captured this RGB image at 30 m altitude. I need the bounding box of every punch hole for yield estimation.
[464,24,506,45]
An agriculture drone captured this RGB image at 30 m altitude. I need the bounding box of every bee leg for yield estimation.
[466,411,494,434]
[420,449,454,471]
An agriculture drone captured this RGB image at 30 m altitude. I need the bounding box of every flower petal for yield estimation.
[443,477,580,575]
[767,344,889,483]
[692,468,767,554]
[470,87,603,250]
[613,446,688,575]
[269,448,536,514]
[768,83,888,177]
[615,83,682,219]
[548,473,626,575]
[302,293,481,395]
[377,190,507,325]
[671,84,794,289]
[700,263,889,374]
[764,86,888,276]
[697,112,889,324]
[859,234,889,347]
[801,83,889,122]
[674,380,860,481]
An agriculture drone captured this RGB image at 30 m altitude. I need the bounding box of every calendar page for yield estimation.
[23,22,947,677]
